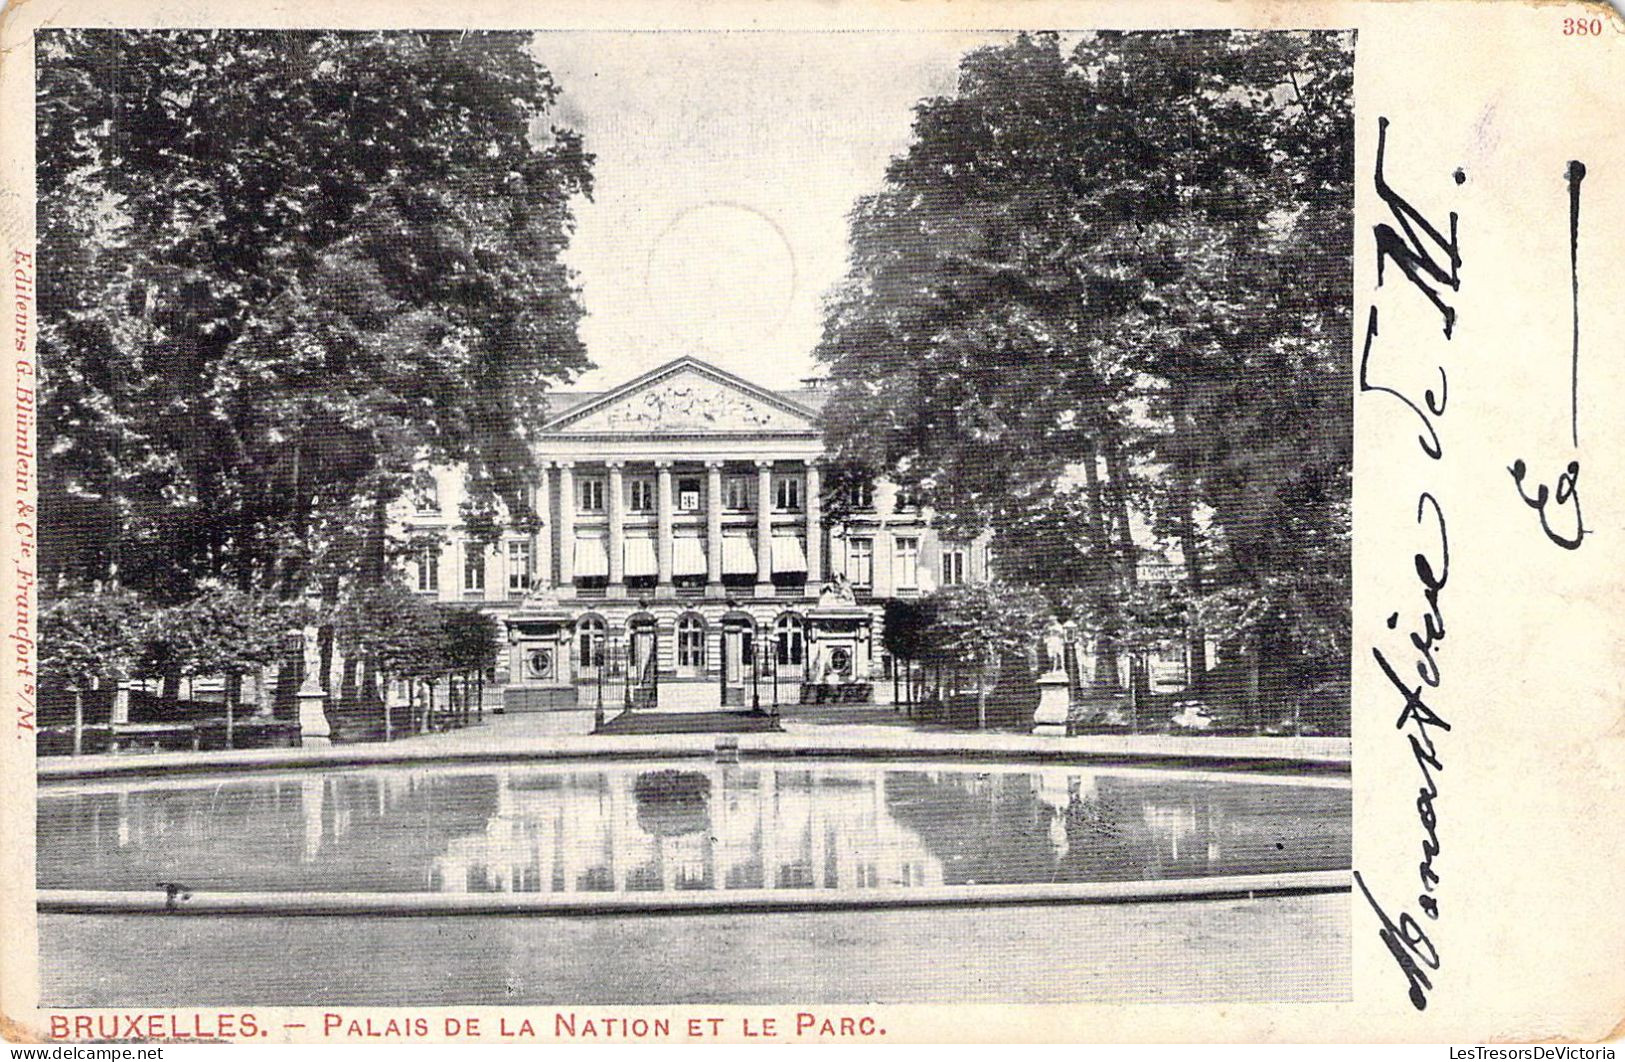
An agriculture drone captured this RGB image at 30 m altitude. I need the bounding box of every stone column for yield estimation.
[655,460,674,595]
[557,461,576,586]
[534,461,552,591]
[607,461,625,597]
[755,459,774,596]
[706,460,725,598]
[805,459,823,586]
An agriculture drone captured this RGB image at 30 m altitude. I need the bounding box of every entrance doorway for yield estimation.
[720,614,754,708]
[626,615,657,708]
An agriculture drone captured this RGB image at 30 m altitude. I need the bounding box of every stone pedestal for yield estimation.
[1032,669,1071,736]
[298,687,331,746]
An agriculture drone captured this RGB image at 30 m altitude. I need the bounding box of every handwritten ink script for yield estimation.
[1506,159,1589,550]
[1354,116,1460,1013]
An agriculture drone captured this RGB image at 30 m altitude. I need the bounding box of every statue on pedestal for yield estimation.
[1042,622,1068,677]
[1034,622,1072,736]
[297,622,331,745]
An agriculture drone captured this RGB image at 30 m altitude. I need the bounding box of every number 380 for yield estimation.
[1563,15,1604,35]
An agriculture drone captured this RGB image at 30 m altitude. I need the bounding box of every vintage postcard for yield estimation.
[0,0,1622,1045]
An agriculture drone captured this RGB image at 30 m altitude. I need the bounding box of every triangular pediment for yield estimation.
[544,358,817,434]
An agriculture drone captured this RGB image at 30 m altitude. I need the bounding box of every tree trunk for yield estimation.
[1128,660,1139,732]
[363,490,390,587]
[381,669,393,742]
[1102,429,1138,581]
[325,637,346,718]
[225,676,236,750]
[1081,443,1122,692]
[72,688,84,756]
[1246,650,1261,729]
[253,664,273,716]
[1178,473,1209,684]
[976,644,991,731]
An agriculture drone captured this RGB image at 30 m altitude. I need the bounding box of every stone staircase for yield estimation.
[649,679,724,713]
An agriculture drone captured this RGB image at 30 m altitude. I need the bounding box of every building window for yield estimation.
[774,475,803,511]
[849,480,873,510]
[578,477,606,512]
[413,478,440,514]
[627,477,654,512]
[507,540,532,593]
[725,475,751,511]
[677,476,702,512]
[894,487,917,510]
[848,538,874,588]
[463,544,486,593]
[577,616,606,669]
[942,546,968,586]
[893,536,919,589]
[414,543,440,593]
[774,613,805,667]
[677,614,706,668]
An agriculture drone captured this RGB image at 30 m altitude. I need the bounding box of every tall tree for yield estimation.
[816,30,1352,699]
[36,30,594,602]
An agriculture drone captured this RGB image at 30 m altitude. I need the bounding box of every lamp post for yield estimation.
[769,621,781,710]
[597,630,607,718]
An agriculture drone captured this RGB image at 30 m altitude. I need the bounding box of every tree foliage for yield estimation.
[332,584,500,678]
[921,581,1051,668]
[39,589,148,688]
[816,30,1352,676]
[36,30,593,601]
[141,585,296,679]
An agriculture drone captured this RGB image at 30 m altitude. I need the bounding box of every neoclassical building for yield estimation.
[401,357,991,711]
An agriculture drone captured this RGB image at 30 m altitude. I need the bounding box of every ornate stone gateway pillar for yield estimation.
[502,597,574,713]
[804,580,875,705]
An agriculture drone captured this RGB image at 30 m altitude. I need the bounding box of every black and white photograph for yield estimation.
[0,12,1429,1047]
[20,24,1360,1012]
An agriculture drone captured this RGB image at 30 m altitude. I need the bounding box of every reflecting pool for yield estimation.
[38,762,1349,895]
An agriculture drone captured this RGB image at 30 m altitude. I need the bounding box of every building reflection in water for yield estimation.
[37,765,1349,895]
[430,767,946,895]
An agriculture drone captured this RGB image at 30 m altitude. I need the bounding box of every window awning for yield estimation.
[673,536,708,577]
[623,536,657,578]
[722,536,757,575]
[573,535,609,578]
[772,535,808,574]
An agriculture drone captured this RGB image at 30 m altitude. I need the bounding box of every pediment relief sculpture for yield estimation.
[566,373,808,433]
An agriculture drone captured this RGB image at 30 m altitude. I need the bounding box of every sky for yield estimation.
[529,31,1012,391]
